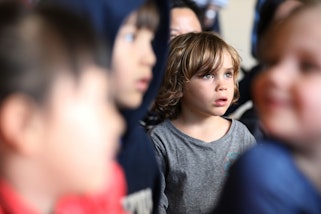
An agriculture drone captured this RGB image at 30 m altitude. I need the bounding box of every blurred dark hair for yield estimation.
[251,0,285,59]
[257,0,285,41]
[0,1,109,104]
[135,0,160,32]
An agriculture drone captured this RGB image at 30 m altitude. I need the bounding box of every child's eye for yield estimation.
[202,74,215,79]
[224,71,233,78]
[261,58,278,70]
[124,32,136,42]
[300,61,320,74]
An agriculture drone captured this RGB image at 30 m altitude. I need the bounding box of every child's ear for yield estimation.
[0,94,44,156]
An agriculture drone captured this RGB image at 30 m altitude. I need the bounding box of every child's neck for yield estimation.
[15,184,55,213]
[3,157,58,213]
[171,111,231,143]
[294,143,321,193]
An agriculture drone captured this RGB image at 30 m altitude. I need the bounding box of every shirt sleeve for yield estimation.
[213,144,309,214]
[150,134,169,214]
[213,148,275,213]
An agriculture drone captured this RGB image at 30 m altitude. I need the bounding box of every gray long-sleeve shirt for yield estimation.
[149,119,256,214]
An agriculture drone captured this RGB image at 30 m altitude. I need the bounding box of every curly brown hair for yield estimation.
[152,32,241,121]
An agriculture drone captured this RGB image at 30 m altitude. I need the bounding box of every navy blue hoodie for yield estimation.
[39,0,169,213]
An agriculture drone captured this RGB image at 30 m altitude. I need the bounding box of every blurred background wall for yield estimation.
[220,0,257,71]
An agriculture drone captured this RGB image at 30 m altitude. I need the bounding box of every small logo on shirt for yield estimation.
[223,152,240,176]
[122,188,153,214]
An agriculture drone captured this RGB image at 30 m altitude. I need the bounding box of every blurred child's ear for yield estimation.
[0,95,44,156]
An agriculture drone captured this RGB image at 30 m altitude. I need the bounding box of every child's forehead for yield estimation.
[212,48,234,64]
[264,9,321,54]
[290,8,321,29]
[48,65,108,99]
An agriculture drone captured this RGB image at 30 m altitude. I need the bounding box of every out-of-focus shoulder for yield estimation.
[232,142,293,185]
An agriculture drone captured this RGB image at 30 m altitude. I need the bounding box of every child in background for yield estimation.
[149,32,256,214]
[0,2,124,213]
[214,3,321,213]
[169,0,202,40]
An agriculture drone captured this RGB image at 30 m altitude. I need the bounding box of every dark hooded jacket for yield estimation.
[39,0,169,213]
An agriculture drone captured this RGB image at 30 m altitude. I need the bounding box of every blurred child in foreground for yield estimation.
[214,3,321,213]
[99,1,169,213]
[40,0,170,212]
[0,1,124,213]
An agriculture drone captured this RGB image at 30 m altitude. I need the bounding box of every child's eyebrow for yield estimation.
[224,68,234,72]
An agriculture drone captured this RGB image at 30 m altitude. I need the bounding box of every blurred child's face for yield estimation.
[182,50,235,117]
[170,8,202,40]
[253,10,321,146]
[40,66,124,194]
[112,11,156,109]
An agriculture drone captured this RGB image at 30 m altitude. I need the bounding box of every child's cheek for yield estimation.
[295,82,321,136]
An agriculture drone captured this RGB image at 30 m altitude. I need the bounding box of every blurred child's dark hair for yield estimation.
[152,32,240,121]
[133,0,159,32]
[0,1,109,104]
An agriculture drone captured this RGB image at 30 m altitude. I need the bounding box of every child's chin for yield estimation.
[81,171,110,194]
[124,97,143,109]
[87,178,109,194]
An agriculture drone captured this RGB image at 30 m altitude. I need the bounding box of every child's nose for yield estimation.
[142,43,156,67]
[215,76,227,91]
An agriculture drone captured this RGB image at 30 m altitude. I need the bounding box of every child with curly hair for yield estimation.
[149,32,255,214]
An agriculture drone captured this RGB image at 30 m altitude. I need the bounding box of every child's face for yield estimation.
[170,8,202,40]
[182,50,235,117]
[112,11,156,109]
[253,10,321,146]
[39,66,124,193]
